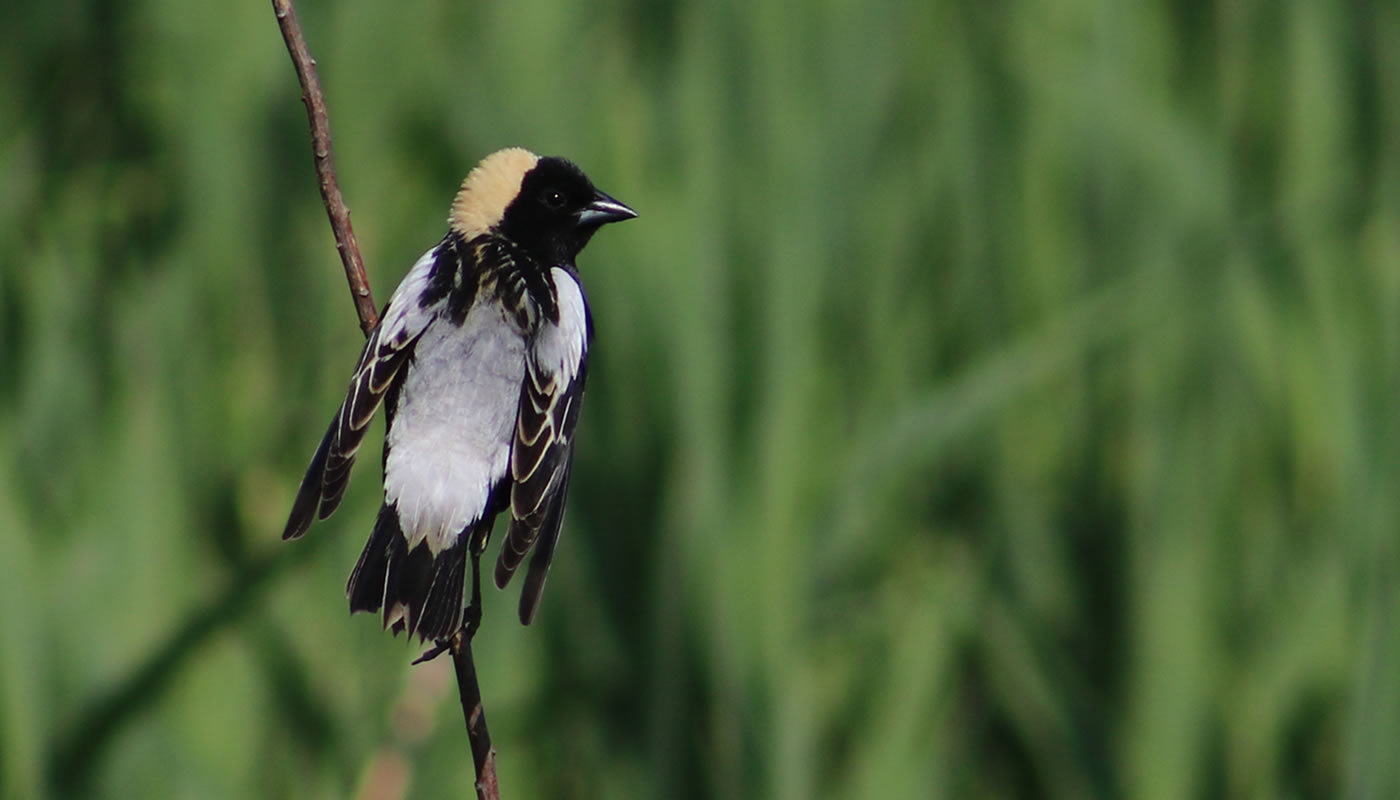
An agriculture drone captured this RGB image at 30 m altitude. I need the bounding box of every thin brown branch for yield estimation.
[452,629,500,800]
[271,0,379,334]
[271,3,499,797]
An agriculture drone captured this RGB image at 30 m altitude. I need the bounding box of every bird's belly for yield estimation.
[384,304,526,553]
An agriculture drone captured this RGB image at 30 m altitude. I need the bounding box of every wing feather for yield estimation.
[493,268,590,623]
[282,246,443,540]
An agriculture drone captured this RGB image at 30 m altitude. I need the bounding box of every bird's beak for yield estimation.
[576,191,638,227]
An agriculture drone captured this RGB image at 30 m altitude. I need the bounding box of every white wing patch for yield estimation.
[536,268,588,383]
[378,248,439,344]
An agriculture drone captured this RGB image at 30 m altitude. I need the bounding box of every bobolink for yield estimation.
[283,148,635,640]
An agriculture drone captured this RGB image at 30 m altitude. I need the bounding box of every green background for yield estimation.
[2,0,1398,797]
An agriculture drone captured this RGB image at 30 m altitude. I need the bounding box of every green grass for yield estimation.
[1,0,1398,797]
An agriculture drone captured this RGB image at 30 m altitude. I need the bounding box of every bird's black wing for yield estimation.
[283,247,442,540]
[494,268,591,624]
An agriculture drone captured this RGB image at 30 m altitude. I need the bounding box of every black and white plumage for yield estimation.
[283,148,635,639]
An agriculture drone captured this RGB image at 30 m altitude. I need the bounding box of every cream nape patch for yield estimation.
[449,147,541,238]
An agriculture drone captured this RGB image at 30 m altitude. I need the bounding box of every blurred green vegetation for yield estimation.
[1,0,1397,797]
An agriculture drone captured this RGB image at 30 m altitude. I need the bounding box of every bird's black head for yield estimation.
[498,156,637,266]
[449,149,636,265]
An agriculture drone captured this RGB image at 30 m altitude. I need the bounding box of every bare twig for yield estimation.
[452,630,500,800]
[271,3,500,797]
[271,0,379,335]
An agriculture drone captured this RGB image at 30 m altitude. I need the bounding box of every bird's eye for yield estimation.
[541,188,567,210]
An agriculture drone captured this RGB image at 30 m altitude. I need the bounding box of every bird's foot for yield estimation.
[412,639,450,665]
[411,601,483,665]
[462,598,482,638]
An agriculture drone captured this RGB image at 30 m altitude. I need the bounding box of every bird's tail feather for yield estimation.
[346,505,470,642]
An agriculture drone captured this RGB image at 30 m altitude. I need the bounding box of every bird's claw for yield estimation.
[411,601,483,665]
[412,639,451,665]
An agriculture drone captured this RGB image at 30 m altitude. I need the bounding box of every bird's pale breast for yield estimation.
[383,300,526,554]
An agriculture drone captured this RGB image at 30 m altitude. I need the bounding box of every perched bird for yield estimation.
[283,148,635,640]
